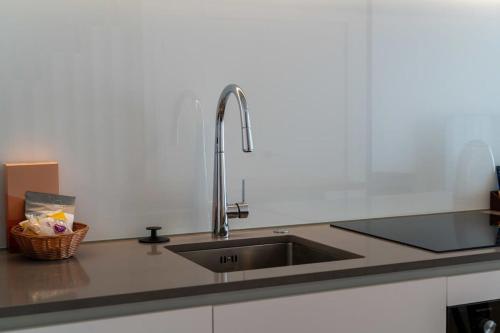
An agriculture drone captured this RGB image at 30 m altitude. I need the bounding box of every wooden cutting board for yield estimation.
[4,162,59,252]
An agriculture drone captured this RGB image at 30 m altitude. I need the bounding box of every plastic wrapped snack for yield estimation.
[21,192,76,236]
[25,192,75,216]
[20,212,74,236]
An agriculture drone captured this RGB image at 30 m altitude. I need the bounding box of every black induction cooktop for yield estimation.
[331,211,500,253]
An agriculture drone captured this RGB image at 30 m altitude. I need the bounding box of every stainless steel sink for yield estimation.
[166,235,363,273]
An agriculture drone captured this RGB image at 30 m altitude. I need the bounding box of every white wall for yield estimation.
[1,0,499,247]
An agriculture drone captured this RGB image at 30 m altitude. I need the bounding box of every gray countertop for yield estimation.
[2,210,500,320]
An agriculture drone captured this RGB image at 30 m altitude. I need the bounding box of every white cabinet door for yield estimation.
[214,278,446,333]
[9,306,212,333]
[448,269,500,306]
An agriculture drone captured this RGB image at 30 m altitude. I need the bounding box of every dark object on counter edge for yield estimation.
[139,226,170,244]
[491,191,500,212]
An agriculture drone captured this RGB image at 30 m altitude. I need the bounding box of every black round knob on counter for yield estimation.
[139,226,170,244]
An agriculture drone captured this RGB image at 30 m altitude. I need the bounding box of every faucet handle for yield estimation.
[241,179,246,203]
[227,179,250,219]
[238,179,249,218]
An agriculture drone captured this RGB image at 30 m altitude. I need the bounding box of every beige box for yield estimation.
[4,162,59,252]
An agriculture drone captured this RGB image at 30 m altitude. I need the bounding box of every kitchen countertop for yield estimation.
[3,210,500,321]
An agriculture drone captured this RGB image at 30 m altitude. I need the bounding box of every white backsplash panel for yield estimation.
[0,0,499,247]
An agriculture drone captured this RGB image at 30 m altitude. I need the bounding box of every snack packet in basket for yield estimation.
[22,192,76,236]
[20,212,74,236]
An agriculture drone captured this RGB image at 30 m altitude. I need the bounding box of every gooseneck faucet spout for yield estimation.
[212,84,254,238]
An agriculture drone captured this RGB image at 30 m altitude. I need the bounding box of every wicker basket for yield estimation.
[10,222,89,260]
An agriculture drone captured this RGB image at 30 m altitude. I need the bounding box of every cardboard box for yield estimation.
[4,162,59,252]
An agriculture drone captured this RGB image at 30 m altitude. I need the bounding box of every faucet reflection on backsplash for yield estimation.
[212,84,254,238]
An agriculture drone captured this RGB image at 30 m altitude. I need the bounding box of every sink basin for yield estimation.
[166,235,363,273]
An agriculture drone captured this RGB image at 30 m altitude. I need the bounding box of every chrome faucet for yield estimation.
[212,84,254,238]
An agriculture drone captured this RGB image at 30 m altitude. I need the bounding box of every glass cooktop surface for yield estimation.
[331,211,500,253]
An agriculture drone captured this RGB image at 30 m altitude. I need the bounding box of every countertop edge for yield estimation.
[3,250,500,320]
